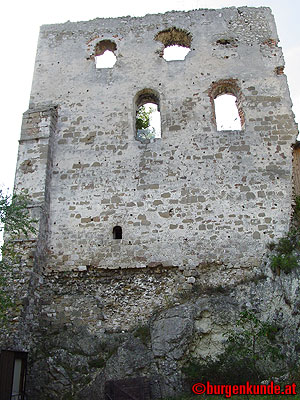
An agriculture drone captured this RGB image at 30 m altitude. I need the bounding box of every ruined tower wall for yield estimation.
[4,8,300,400]
[13,7,296,273]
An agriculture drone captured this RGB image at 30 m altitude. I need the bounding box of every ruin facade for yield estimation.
[1,7,299,400]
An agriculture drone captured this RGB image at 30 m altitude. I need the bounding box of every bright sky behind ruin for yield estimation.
[0,0,299,193]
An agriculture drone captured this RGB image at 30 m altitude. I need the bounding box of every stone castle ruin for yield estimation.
[0,7,299,400]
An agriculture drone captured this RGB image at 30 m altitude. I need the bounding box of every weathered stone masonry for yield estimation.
[20,7,296,271]
[1,7,299,400]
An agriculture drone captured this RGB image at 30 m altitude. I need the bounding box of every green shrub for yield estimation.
[271,253,298,273]
[276,237,295,254]
[294,196,300,223]
[88,357,106,369]
[183,353,264,385]
[134,325,151,345]
[269,230,300,273]
[136,105,153,130]
[183,310,283,385]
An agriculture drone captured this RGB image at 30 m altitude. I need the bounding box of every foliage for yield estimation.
[183,310,283,385]
[88,357,106,369]
[267,196,300,273]
[133,324,151,345]
[269,229,300,273]
[136,105,156,140]
[226,310,283,364]
[294,195,300,223]
[0,189,36,322]
[136,127,156,141]
[271,253,298,274]
[136,105,154,130]
[0,190,36,238]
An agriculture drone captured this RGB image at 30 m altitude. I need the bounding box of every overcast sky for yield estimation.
[0,0,299,193]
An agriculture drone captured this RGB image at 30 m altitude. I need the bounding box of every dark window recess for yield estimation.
[0,350,27,400]
[113,226,122,239]
[105,377,151,400]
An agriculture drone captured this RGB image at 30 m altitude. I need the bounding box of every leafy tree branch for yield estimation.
[136,105,154,130]
[0,189,37,322]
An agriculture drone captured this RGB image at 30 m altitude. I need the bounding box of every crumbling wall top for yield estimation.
[38,7,278,44]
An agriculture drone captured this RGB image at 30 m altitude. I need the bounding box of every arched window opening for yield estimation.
[209,80,245,131]
[163,45,190,61]
[135,89,161,142]
[155,27,192,61]
[214,94,242,131]
[95,51,116,68]
[94,40,117,69]
[113,226,122,239]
